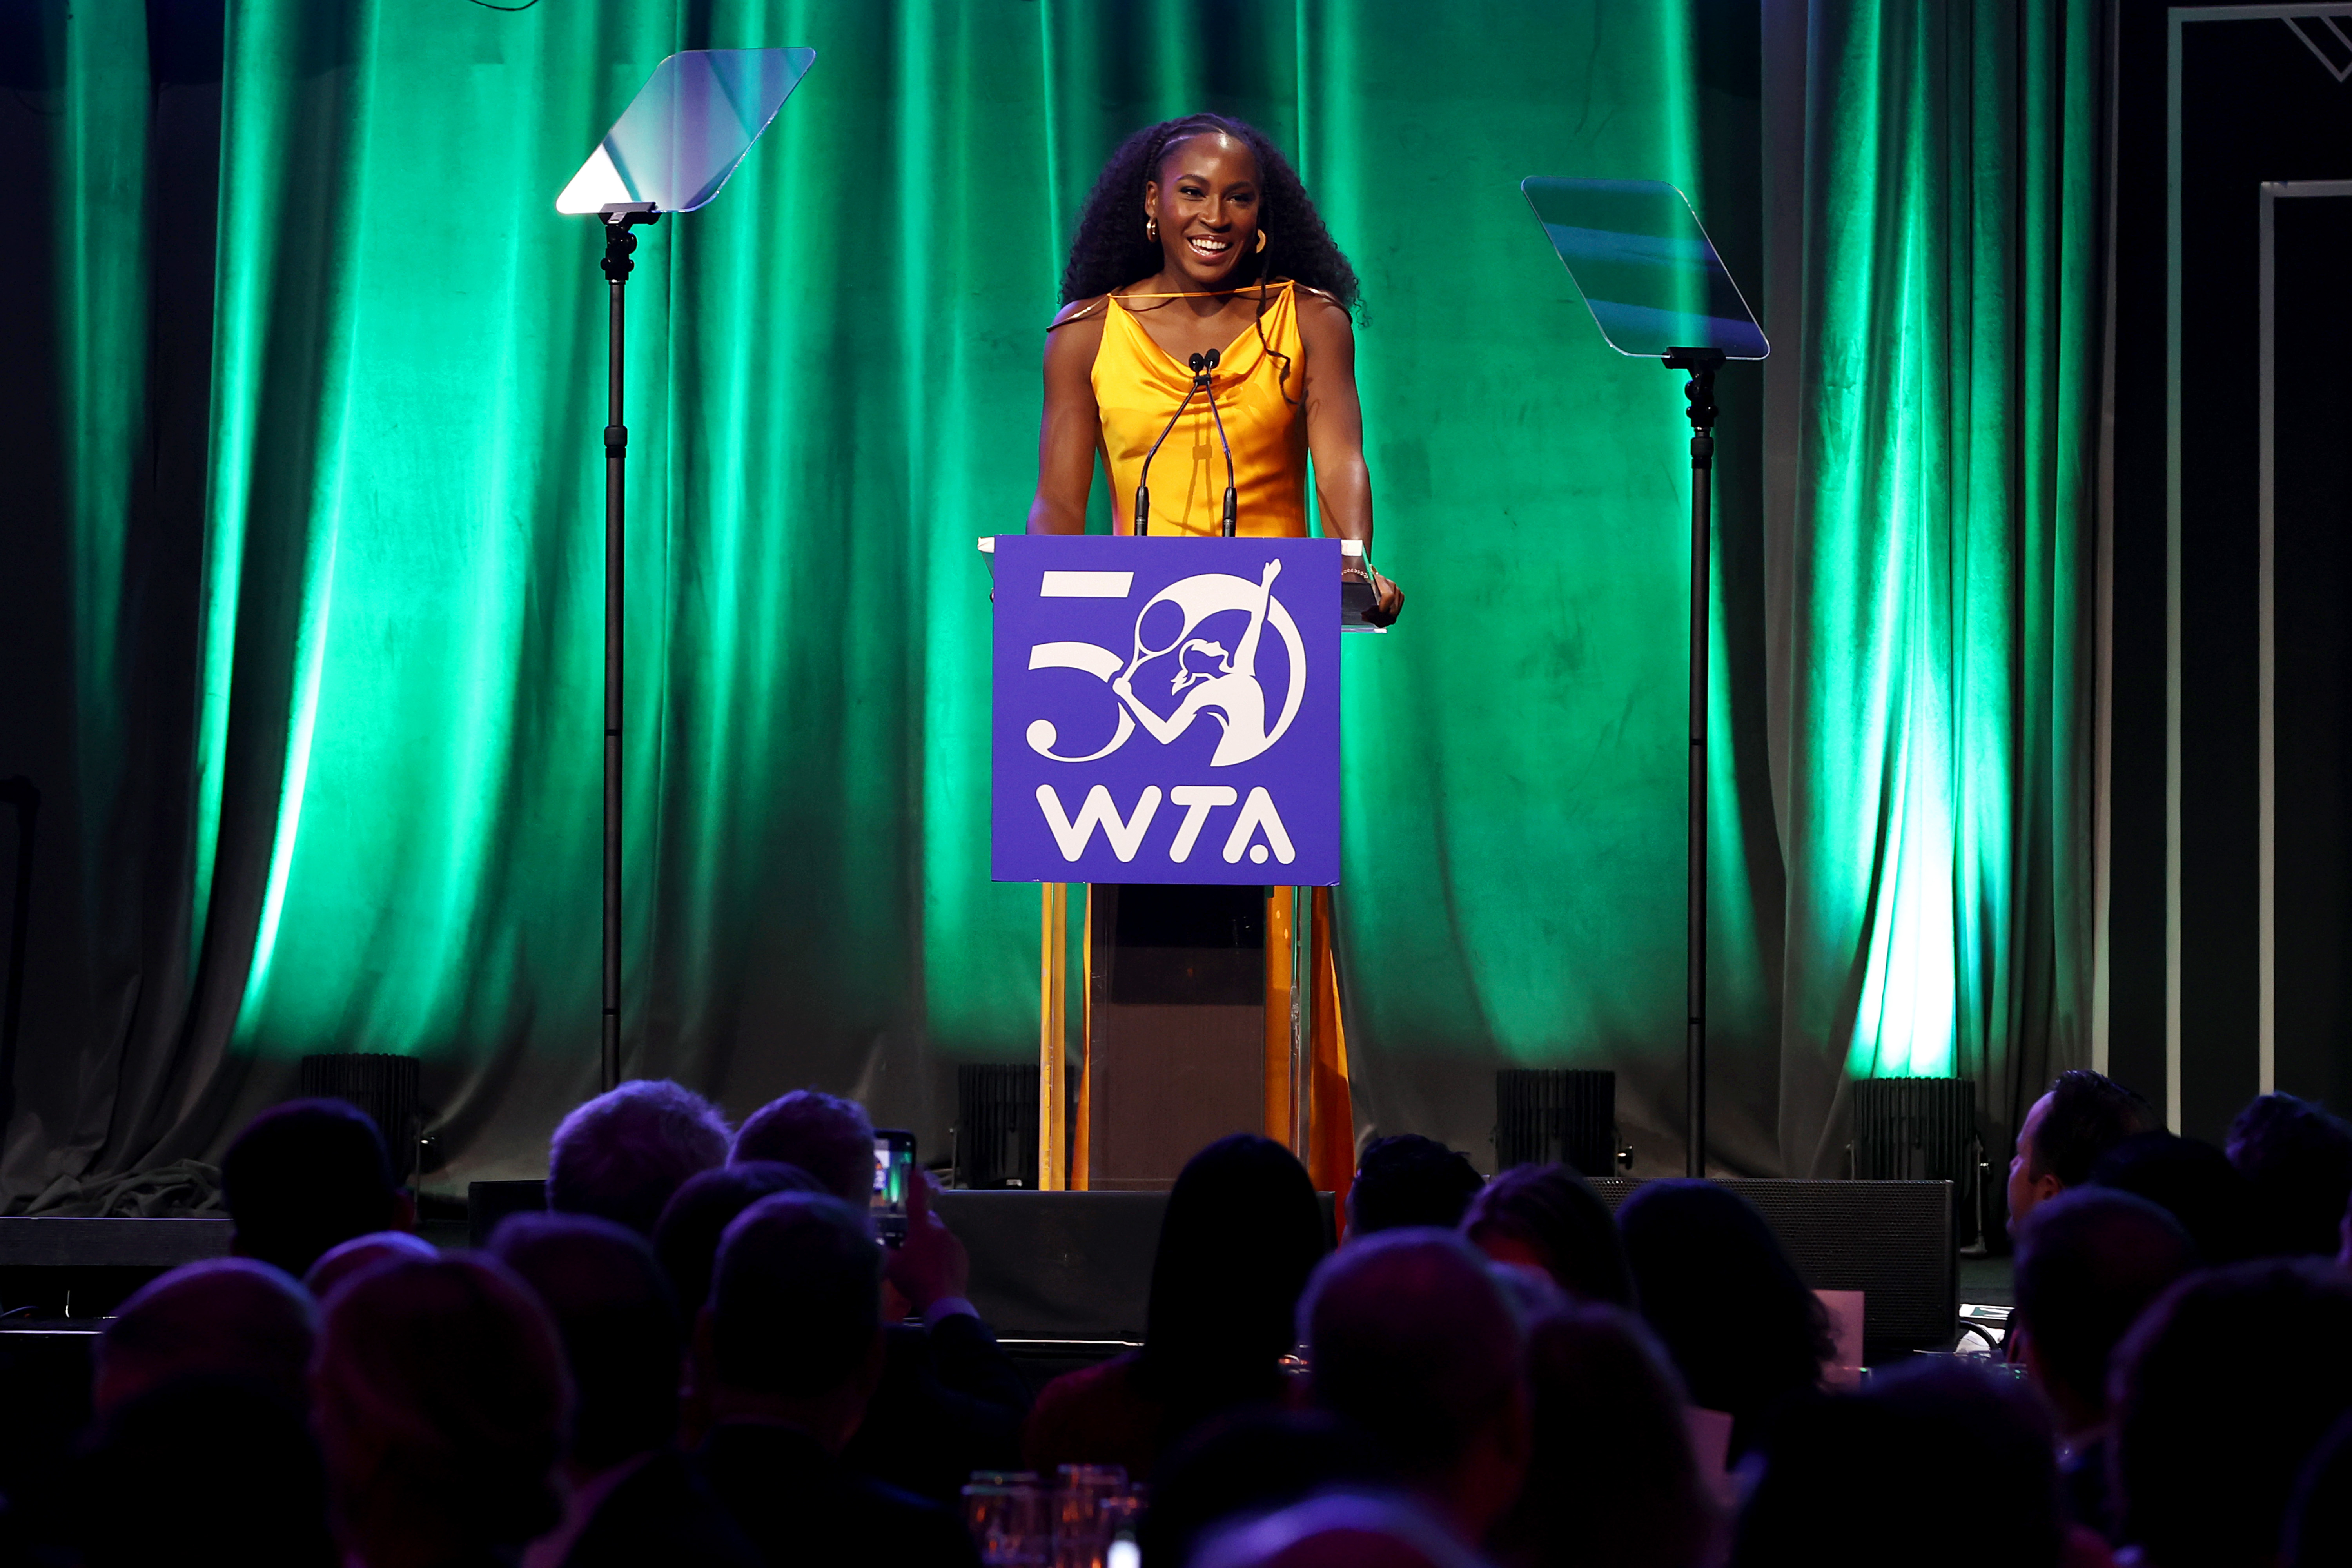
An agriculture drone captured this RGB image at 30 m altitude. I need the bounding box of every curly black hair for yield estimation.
[1060,113,1361,312]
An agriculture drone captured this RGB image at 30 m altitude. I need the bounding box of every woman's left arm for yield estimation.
[1299,296,1402,625]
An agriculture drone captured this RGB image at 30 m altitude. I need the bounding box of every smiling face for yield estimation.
[1144,131,1262,289]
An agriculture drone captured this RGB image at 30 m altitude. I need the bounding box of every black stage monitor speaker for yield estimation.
[1852,1076,1978,1241]
[1590,1178,1957,1360]
[956,1064,1040,1190]
[1495,1069,1617,1177]
[934,1189,1337,1345]
[299,1053,421,1182]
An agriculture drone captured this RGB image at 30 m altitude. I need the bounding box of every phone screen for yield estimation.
[871,1129,915,1245]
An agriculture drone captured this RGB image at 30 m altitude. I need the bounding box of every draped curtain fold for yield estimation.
[1755,0,2100,1177]
[3,0,2098,1206]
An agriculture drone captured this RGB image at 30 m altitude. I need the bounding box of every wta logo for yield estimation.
[1026,560,1305,767]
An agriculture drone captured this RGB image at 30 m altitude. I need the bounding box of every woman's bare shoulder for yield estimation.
[1290,284,1353,325]
[1049,294,1111,331]
[1045,296,1109,370]
[1042,297,1107,392]
[1290,286,1356,363]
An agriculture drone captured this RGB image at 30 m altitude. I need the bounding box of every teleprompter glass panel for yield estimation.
[1521,177,1767,360]
[557,48,815,215]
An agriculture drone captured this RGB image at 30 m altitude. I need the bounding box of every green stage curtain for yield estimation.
[2,0,2096,1203]
[1754,0,2102,1174]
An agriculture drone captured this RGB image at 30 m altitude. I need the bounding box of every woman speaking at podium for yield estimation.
[1022,114,1389,1207]
[1027,111,1401,622]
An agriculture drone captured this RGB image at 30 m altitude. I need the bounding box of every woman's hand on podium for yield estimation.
[1345,561,1403,627]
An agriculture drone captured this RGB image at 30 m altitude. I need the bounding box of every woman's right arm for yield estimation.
[1027,303,1105,534]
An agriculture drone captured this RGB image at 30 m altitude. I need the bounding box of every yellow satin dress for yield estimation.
[1094,281,1311,538]
[1075,279,1357,1207]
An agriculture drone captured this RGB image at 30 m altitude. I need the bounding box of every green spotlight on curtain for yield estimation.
[1756,0,2100,1172]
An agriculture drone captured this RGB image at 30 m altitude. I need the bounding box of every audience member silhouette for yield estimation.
[2226,1093,2352,1258]
[654,1161,828,1313]
[222,1099,411,1278]
[1191,1492,1491,1568]
[1026,1134,1327,1480]
[131,1091,2352,1568]
[69,1374,337,1568]
[731,1089,875,1200]
[1489,1303,1713,1568]
[1301,1229,1531,1545]
[712,1095,1029,1501]
[306,1230,440,1299]
[1616,1179,1828,1459]
[1348,1134,1485,1235]
[1732,1361,2067,1568]
[2011,1187,2198,1538]
[489,1213,759,1568]
[548,1080,731,1237]
[2008,1069,2152,1236]
[1463,1163,1635,1307]
[653,1161,829,1452]
[691,1192,979,1568]
[312,1255,572,1568]
[2285,1410,2352,1568]
[2110,1259,2352,1568]
[93,1257,316,1415]
[1140,1408,1396,1568]
[2085,1131,2254,1266]
[844,1164,1031,1502]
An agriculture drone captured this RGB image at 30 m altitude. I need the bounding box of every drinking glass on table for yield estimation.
[1052,1465,1131,1568]
[962,1480,1048,1566]
[1098,1494,1144,1568]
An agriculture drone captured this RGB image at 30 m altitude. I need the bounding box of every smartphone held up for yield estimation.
[871,1129,915,1247]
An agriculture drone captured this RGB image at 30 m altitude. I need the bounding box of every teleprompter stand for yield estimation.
[558,48,815,1089]
[1664,346,1724,1177]
[596,201,659,1093]
[1522,178,1768,1177]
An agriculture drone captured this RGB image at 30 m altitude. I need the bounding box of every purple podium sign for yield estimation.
[992,535,1341,885]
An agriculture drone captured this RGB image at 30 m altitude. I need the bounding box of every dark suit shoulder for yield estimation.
[697,1423,980,1568]
[564,1448,762,1568]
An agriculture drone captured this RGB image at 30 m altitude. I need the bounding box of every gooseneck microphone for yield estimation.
[1196,347,1240,537]
[1133,351,1212,537]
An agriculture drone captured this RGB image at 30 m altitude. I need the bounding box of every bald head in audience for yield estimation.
[305,1230,440,1300]
[2013,1187,2198,1439]
[94,1257,317,1415]
[490,1212,682,1476]
[1300,1229,1530,1543]
[549,1079,733,1236]
[730,1091,875,1204]
[313,1254,572,1566]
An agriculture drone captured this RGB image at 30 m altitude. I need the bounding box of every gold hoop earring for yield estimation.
[1146,216,1158,242]
[1255,229,1268,253]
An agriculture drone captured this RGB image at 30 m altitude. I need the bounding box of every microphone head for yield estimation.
[1188,352,1207,372]
[1203,347,1221,369]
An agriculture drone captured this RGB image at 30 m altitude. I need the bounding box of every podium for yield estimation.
[989,535,1359,1190]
